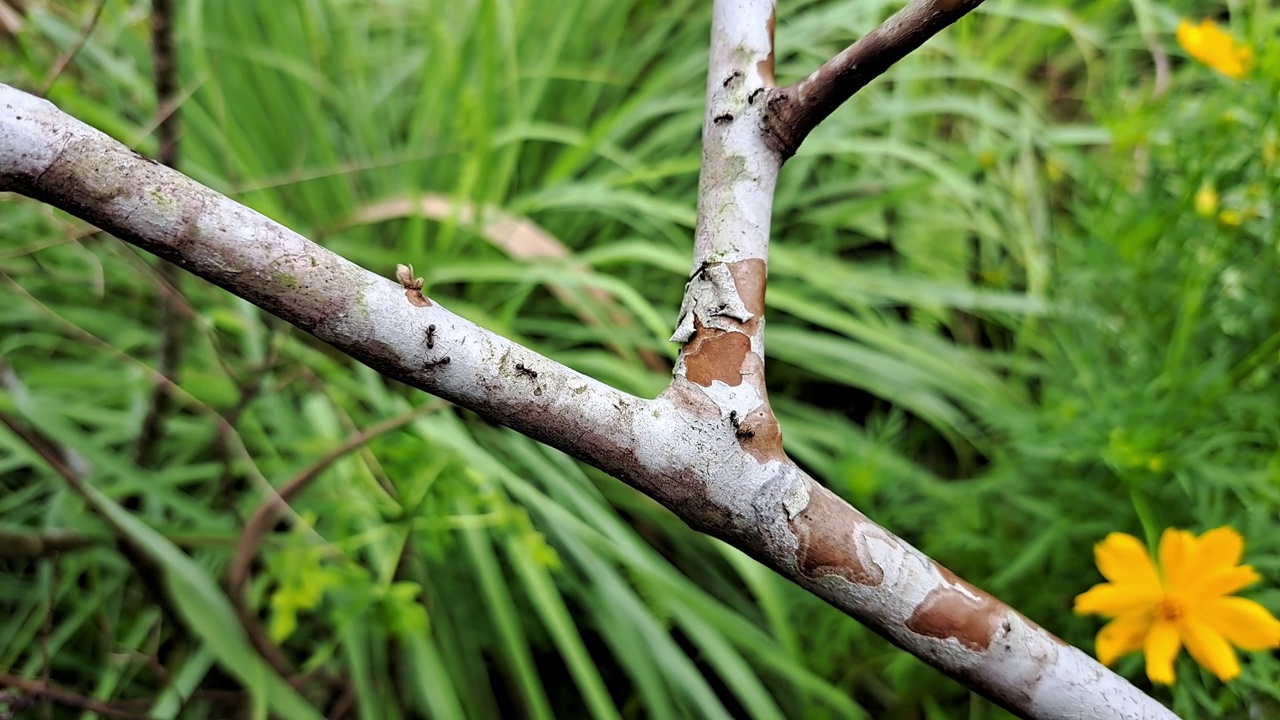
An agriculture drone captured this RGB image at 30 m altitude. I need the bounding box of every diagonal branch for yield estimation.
[762,0,986,159]
[0,75,1175,720]
[0,84,665,512]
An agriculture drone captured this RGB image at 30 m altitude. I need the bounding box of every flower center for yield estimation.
[1157,596,1186,622]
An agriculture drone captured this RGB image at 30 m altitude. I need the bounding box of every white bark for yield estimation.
[0,2,1178,716]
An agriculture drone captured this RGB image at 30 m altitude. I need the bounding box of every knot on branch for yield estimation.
[760,90,803,161]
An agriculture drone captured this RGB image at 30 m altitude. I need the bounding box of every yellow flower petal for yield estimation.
[1181,618,1240,682]
[1159,528,1197,588]
[1194,527,1245,570]
[1193,565,1262,599]
[1075,582,1163,617]
[1096,611,1155,666]
[1176,18,1254,79]
[1081,526,1275,684]
[1176,19,1201,51]
[1145,620,1182,684]
[1096,532,1161,589]
[1202,596,1280,651]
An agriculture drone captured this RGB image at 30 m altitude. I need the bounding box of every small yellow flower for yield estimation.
[1218,209,1243,229]
[1075,527,1280,684]
[1194,185,1219,218]
[1177,19,1254,79]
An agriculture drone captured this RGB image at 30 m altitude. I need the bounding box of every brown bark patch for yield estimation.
[931,562,1065,649]
[905,576,1003,652]
[683,328,750,387]
[660,376,721,420]
[728,259,766,317]
[790,484,883,586]
[735,402,785,463]
[758,8,776,86]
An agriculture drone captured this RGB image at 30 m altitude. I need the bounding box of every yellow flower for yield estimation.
[1075,527,1280,684]
[1194,184,1219,218]
[1177,19,1254,79]
[1217,209,1244,229]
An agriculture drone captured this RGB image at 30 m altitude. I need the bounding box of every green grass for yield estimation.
[2,0,1279,718]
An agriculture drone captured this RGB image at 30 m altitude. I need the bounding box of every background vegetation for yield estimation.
[1,0,1277,717]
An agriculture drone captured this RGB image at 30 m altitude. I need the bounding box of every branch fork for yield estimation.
[0,0,1181,717]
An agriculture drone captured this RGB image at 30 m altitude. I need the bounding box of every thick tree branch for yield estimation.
[762,0,986,159]
[0,74,1174,720]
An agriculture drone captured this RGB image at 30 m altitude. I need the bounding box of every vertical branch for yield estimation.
[668,0,785,457]
[135,0,185,467]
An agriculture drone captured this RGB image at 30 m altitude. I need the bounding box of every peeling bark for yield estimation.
[0,0,1180,714]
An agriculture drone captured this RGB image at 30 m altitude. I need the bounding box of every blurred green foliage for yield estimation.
[1,0,1278,718]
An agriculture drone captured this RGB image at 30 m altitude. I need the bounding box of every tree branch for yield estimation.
[762,0,986,159]
[669,0,780,455]
[0,55,1173,720]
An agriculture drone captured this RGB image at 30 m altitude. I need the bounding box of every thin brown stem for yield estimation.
[151,0,180,166]
[133,263,186,467]
[0,529,103,558]
[226,404,438,677]
[0,674,147,720]
[211,329,281,515]
[0,390,185,674]
[37,0,107,97]
[0,410,81,487]
[762,0,986,159]
[134,0,186,468]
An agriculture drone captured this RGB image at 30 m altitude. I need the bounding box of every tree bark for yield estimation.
[0,2,1178,717]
